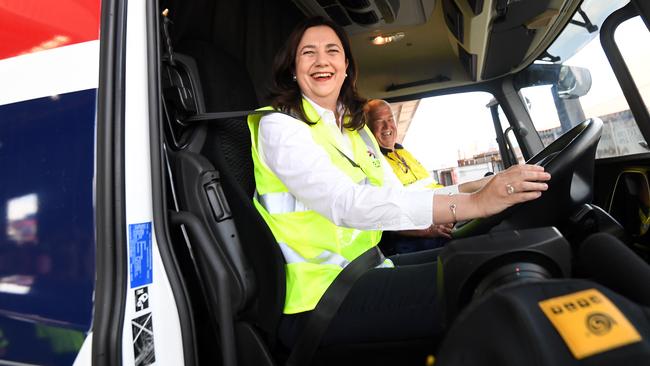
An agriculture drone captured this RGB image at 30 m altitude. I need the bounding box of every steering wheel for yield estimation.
[452,118,603,239]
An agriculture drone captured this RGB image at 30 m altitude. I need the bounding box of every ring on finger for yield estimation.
[506,183,516,195]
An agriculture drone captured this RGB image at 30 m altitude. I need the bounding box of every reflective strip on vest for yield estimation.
[359,128,380,158]
[257,191,309,215]
[278,242,391,269]
[257,176,373,215]
[279,242,350,267]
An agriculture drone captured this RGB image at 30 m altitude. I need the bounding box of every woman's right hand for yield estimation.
[471,164,551,218]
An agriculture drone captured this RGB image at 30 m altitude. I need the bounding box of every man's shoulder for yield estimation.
[396,144,416,156]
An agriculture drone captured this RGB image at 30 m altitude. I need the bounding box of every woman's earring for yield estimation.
[292,75,297,81]
[345,73,348,77]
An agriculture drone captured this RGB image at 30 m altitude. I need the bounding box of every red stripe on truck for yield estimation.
[0,0,101,60]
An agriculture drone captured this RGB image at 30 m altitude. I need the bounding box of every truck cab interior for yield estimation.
[149,0,650,364]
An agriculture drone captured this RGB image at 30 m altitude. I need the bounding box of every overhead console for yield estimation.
[293,0,437,34]
[441,0,488,81]
[482,0,555,79]
[442,0,563,81]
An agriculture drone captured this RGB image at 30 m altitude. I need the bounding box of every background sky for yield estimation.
[403,16,650,171]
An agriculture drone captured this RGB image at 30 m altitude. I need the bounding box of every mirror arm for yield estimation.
[569,8,599,33]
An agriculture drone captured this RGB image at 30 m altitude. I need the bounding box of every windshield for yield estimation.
[521,0,649,159]
[545,0,630,63]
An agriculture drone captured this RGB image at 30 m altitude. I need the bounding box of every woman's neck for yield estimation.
[306,95,337,114]
[303,94,342,127]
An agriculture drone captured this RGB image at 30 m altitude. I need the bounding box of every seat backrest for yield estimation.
[164,41,286,347]
[200,118,287,335]
[176,39,258,112]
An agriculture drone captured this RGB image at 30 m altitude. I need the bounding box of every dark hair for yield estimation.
[267,16,367,130]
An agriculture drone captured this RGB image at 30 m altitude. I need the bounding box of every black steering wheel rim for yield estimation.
[452,118,603,239]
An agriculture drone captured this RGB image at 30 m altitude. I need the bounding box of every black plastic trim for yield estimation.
[93,0,128,364]
[146,2,198,366]
[600,3,650,145]
[458,44,477,81]
[489,103,515,167]
[595,151,650,165]
[467,0,484,16]
[385,75,451,92]
[631,0,650,31]
[385,75,495,103]
[495,77,544,159]
[169,211,237,366]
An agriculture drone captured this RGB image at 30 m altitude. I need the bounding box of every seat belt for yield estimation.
[182,111,385,364]
[183,110,266,123]
[286,246,383,366]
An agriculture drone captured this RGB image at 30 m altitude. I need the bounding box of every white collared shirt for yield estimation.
[257,97,457,230]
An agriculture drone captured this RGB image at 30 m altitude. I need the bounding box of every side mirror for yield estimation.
[514,63,592,99]
[556,65,592,99]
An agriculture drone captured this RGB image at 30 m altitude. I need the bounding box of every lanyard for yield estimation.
[387,150,420,182]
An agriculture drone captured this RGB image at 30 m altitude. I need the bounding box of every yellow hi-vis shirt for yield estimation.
[381,144,443,189]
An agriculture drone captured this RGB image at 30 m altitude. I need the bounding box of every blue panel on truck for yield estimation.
[0,89,96,364]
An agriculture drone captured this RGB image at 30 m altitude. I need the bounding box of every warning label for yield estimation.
[539,288,641,359]
[129,222,153,288]
[132,312,156,366]
[135,286,149,312]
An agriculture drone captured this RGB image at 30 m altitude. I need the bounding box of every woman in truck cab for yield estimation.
[247,16,550,349]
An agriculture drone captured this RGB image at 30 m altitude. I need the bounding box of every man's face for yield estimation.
[368,102,397,149]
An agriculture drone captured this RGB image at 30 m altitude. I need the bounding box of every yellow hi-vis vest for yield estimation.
[383,146,443,189]
[248,99,390,314]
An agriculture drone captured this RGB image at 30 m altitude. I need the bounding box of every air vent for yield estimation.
[294,0,435,34]
[443,0,464,43]
[348,10,379,25]
[376,0,400,23]
[458,44,477,81]
[340,0,371,9]
[342,0,400,25]
[324,5,353,26]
